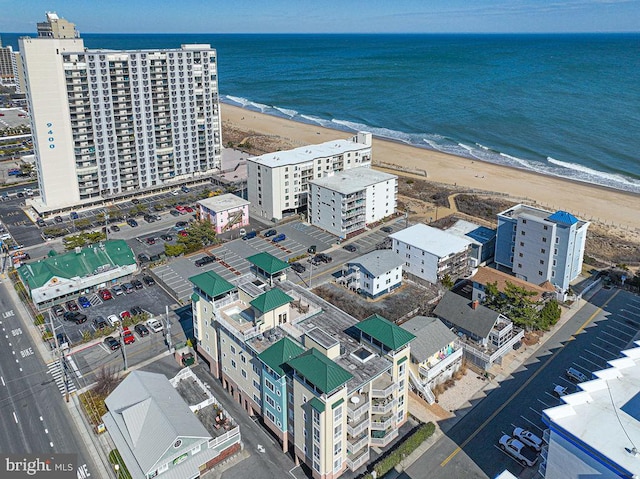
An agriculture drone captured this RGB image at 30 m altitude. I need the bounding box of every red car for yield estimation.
[119,310,131,320]
[178,230,188,237]
[99,289,112,300]
[184,206,194,213]
[122,327,135,345]
[175,205,186,212]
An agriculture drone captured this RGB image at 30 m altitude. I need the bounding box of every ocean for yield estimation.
[3,33,639,193]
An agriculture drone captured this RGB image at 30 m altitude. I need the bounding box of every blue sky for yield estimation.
[1,0,639,33]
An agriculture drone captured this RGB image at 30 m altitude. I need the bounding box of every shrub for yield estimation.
[372,423,436,477]
[34,314,45,326]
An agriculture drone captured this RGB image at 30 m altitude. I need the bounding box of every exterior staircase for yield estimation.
[409,368,436,404]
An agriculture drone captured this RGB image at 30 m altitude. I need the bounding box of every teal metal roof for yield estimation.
[188,271,235,298]
[309,397,325,413]
[250,289,293,314]
[355,314,416,351]
[246,252,290,275]
[257,337,305,376]
[286,348,353,395]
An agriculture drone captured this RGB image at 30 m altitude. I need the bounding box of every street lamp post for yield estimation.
[113,464,120,478]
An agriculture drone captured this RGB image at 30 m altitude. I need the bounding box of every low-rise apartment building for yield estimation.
[308,168,397,238]
[190,259,415,479]
[337,249,403,299]
[196,193,250,234]
[471,266,556,304]
[247,132,372,221]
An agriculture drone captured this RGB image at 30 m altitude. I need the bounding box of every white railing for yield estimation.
[370,429,398,447]
[419,347,464,382]
[347,418,370,437]
[372,382,397,398]
[371,398,397,414]
[347,434,369,454]
[346,450,370,471]
[409,368,435,404]
[370,416,394,430]
[347,400,369,421]
[209,425,241,449]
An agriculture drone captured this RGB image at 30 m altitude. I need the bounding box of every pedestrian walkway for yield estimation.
[47,359,77,396]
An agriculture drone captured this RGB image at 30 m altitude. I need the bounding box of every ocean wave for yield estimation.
[547,157,640,189]
[273,106,298,117]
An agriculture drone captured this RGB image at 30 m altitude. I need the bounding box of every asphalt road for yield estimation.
[0,281,98,476]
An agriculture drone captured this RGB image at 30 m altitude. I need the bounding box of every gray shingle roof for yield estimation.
[433,291,501,339]
[400,316,457,363]
[103,371,211,475]
[347,249,403,278]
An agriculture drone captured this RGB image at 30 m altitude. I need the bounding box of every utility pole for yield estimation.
[165,305,172,351]
[48,310,69,403]
[119,322,127,371]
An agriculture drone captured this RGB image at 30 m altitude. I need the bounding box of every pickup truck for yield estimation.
[499,435,538,467]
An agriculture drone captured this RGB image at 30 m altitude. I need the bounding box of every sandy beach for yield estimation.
[221,103,639,231]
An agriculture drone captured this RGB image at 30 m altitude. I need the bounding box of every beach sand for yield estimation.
[221,103,639,231]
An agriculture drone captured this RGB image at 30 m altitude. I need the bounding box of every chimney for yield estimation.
[472,300,479,310]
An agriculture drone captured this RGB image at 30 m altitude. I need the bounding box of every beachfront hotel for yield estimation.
[308,167,397,239]
[494,204,589,296]
[0,37,24,93]
[190,259,414,478]
[20,13,222,213]
[246,132,372,221]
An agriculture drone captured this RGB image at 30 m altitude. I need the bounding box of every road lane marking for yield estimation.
[440,289,620,468]
[0,376,4,386]
[13,411,18,423]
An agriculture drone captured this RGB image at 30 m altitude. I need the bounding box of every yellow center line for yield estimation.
[440,289,620,467]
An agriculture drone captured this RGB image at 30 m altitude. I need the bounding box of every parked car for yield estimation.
[146,318,164,333]
[54,216,63,223]
[181,185,190,193]
[36,218,46,227]
[131,279,143,290]
[175,221,188,228]
[263,229,277,237]
[160,234,173,241]
[498,435,538,467]
[566,367,588,383]
[134,323,150,337]
[381,226,393,233]
[78,296,91,308]
[290,262,306,274]
[119,310,131,321]
[52,305,65,317]
[131,198,140,204]
[121,327,135,345]
[112,285,124,296]
[513,428,543,452]
[307,245,317,254]
[178,230,188,237]
[127,219,138,227]
[195,256,215,267]
[122,283,134,294]
[93,316,108,330]
[65,300,79,312]
[553,385,568,397]
[175,205,187,213]
[56,332,70,346]
[242,231,257,240]
[69,211,79,220]
[104,336,120,351]
[172,190,180,196]
[110,225,120,232]
[343,244,357,252]
[107,314,120,327]
[63,311,87,324]
[143,215,156,224]
[315,253,333,263]
[130,305,144,316]
[99,289,112,300]
[143,275,155,286]
[272,233,286,243]
[170,209,181,217]
[138,253,151,263]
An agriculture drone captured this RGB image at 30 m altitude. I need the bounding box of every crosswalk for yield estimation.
[47,360,77,396]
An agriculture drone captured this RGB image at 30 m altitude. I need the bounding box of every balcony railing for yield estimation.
[347,434,368,454]
[370,429,398,447]
[370,416,394,431]
[347,398,369,421]
[372,383,397,398]
[347,417,370,437]
[418,345,463,382]
[371,398,397,414]
[346,450,370,471]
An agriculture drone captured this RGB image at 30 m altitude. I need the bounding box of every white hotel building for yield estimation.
[247,132,372,221]
[20,23,222,213]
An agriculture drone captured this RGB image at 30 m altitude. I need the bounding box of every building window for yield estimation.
[539,271,543,276]
[521,231,525,236]
[334,440,342,456]
[241,355,246,363]
[334,423,342,439]
[522,219,527,224]
[265,379,275,393]
[241,369,247,378]
[266,395,275,408]
[230,345,236,354]
[517,263,522,268]
[541,248,546,254]
[519,242,524,247]
[542,237,547,243]
[543,225,548,230]
[231,360,236,369]
[540,259,545,265]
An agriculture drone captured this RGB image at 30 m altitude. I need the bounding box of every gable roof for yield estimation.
[548,210,579,226]
[250,288,293,314]
[472,266,556,301]
[286,348,353,394]
[258,337,305,376]
[347,249,403,277]
[189,270,235,298]
[103,371,210,474]
[433,291,501,339]
[355,314,416,351]
[18,240,135,289]
[389,223,472,258]
[400,316,457,363]
[246,252,290,275]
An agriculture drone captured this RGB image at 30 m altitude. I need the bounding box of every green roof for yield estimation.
[246,252,290,275]
[309,397,325,413]
[18,240,135,290]
[191,292,200,303]
[286,348,353,394]
[189,271,235,298]
[355,314,416,351]
[250,289,293,314]
[258,337,305,376]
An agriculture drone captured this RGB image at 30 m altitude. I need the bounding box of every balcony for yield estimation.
[346,449,370,471]
[347,417,370,437]
[372,376,397,398]
[418,344,464,382]
[370,415,394,431]
[347,393,369,420]
[347,433,369,455]
[370,428,398,447]
[371,398,397,414]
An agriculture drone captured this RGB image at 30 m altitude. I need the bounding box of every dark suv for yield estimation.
[315,253,333,263]
[63,311,87,324]
[263,229,277,237]
[195,256,216,267]
[93,316,108,330]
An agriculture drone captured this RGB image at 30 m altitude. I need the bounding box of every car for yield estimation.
[307,245,317,254]
[131,279,143,290]
[121,328,135,345]
[78,296,91,308]
[131,198,140,204]
[381,226,393,233]
[498,435,538,467]
[56,332,70,346]
[170,209,181,217]
[112,285,124,296]
[242,231,257,240]
[36,218,46,227]
[195,256,215,267]
[122,283,134,294]
[184,206,194,213]
[149,254,161,262]
[144,215,156,224]
[239,228,246,236]
[146,318,164,333]
[263,229,277,237]
[181,185,190,193]
[175,205,187,213]
[54,216,63,223]
[119,310,131,320]
[272,233,286,243]
[175,220,188,228]
[566,367,588,383]
[178,230,188,237]
[315,253,333,263]
[63,311,87,324]
[290,262,306,274]
[172,190,180,196]
[65,300,79,312]
[69,212,79,220]
[343,244,357,252]
[143,275,155,286]
[99,289,112,300]
[553,385,568,397]
[146,237,156,245]
[93,316,108,330]
[107,314,120,327]
[127,219,138,227]
[160,234,173,241]
[110,225,120,232]
[134,324,150,337]
[130,305,144,316]
[513,428,543,452]
[103,336,120,351]
[138,253,151,263]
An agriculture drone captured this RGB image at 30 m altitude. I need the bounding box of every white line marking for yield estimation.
[0,376,4,386]
[44,429,48,434]
[40,416,43,421]
[13,412,18,423]
[578,356,603,369]
[49,442,53,447]
[66,356,83,379]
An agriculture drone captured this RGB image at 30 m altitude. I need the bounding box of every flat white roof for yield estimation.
[197,193,249,211]
[543,342,640,476]
[389,223,472,258]
[310,167,396,194]
[247,136,370,168]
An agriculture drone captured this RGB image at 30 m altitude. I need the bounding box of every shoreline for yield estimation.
[220,103,639,231]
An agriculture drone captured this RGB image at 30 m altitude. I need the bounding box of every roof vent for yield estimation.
[75,247,81,254]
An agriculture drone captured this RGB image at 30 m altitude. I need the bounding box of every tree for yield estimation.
[483,281,541,331]
[539,300,561,330]
[182,220,217,248]
[165,243,186,257]
[440,274,454,290]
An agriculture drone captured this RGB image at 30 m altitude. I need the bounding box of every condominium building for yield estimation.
[495,204,589,295]
[247,132,372,221]
[0,38,24,92]
[390,223,474,285]
[308,167,397,238]
[37,12,80,39]
[20,14,222,213]
[190,262,415,479]
[197,193,250,234]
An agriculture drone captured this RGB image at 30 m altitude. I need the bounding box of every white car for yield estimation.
[107,314,120,327]
[499,435,538,467]
[146,318,164,333]
[513,427,543,452]
[172,190,180,196]
[553,385,568,397]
